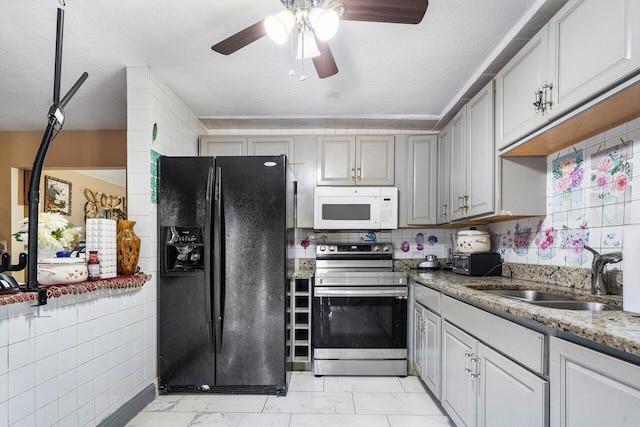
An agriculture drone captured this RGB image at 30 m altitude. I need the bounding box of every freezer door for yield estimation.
[213,156,288,387]
[158,156,216,389]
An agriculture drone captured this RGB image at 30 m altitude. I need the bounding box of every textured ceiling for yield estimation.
[0,0,560,131]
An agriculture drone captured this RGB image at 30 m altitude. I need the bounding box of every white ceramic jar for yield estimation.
[456,228,491,253]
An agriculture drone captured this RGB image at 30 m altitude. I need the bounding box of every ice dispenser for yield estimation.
[162,226,204,273]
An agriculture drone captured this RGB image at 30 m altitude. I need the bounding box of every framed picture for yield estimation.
[44,175,72,215]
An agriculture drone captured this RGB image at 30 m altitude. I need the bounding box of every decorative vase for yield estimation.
[116,220,141,275]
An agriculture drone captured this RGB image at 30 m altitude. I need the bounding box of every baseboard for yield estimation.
[97,383,156,427]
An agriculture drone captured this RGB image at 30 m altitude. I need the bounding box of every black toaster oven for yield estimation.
[452,253,502,276]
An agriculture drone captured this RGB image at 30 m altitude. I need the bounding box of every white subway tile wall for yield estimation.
[0,66,205,426]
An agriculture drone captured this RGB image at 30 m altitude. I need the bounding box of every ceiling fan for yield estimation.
[211,0,429,79]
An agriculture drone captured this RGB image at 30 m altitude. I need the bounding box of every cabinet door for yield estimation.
[495,27,549,150]
[357,136,395,185]
[449,108,467,220]
[437,127,450,224]
[317,136,356,185]
[248,137,294,159]
[549,0,640,115]
[423,308,442,399]
[442,321,477,427]
[199,136,247,156]
[413,305,425,378]
[292,136,316,228]
[550,337,640,427]
[478,342,548,427]
[407,135,437,224]
[466,81,495,218]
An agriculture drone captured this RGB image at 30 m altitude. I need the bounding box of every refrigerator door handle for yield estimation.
[213,166,224,353]
[203,166,215,348]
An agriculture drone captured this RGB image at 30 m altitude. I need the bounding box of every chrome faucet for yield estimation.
[583,245,623,295]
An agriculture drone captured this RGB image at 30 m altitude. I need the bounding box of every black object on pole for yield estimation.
[21,7,89,305]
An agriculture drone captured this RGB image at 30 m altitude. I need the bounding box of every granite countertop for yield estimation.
[290,269,315,279]
[408,270,640,359]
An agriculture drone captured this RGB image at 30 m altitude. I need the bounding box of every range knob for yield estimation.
[373,245,380,252]
[382,245,390,252]
[329,245,336,251]
[319,245,326,252]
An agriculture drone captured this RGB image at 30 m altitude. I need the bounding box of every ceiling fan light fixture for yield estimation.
[308,7,340,41]
[296,29,321,59]
[265,9,295,44]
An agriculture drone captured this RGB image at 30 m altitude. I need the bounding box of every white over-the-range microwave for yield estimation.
[313,187,398,230]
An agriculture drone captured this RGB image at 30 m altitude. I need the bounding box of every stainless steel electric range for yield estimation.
[313,242,407,376]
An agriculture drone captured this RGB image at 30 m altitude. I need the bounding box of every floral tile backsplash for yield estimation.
[488,117,638,271]
[292,228,454,261]
[292,117,639,277]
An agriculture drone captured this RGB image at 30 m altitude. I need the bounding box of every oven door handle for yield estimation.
[314,287,407,298]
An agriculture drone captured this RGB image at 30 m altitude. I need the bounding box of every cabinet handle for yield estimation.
[442,204,448,218]
[357,167,362,180]
[533,88,543,113]
[351,168,356,181]
[464,351,473,375]
[543,81,553,112]
[462,195,469,212]
[471,356,481,379]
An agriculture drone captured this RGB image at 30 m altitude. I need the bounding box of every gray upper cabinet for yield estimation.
[496,0,640,151]
[199,136,247,156]
[437,127,450,224]
[466,81,495,218]
[248,137,294,159]
[548,0,640,115]
[495,27,550,150]
[449,108,467,221]
[406,135,438,225]
[450,81,495,221]
[199,136,294,158]
[317,135,394,186]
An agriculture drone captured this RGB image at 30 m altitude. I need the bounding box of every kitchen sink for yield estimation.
[476,288,622,311]
[483,289,576,302]
[529,301,622,311]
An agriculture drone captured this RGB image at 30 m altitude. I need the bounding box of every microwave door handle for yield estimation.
[213,166,223,354]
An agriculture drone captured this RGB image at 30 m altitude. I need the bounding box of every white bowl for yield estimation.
[37,257,88,285]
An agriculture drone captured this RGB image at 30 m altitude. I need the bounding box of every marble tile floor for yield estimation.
[127,373,455,427]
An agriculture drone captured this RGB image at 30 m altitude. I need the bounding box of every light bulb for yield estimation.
[265,9,295,44]
[296,30,321,59]
[308,7,339,41]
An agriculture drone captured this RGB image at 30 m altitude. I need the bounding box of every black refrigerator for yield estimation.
[157,155,293,395]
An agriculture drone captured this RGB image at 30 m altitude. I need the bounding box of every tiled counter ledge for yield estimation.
[408,270,640,361]
[0,273,151,305]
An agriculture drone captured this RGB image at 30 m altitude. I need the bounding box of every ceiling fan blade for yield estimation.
[211,20,267,55]
[334,0,429,24]
[313,40,339,79]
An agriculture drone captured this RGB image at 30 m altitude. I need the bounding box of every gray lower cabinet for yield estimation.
[413,301,442,399]
[412,281,442,398]
[413,304,426,379]
[549,337,640,427]
[478,342,547,427]
[442,320,548,427]
[442,321,477,427]
[423,308,442,398]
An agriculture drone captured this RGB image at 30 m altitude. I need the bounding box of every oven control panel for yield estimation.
[317,243,392,255]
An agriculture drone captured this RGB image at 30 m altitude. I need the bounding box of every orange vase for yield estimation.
[116,220,141,275]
